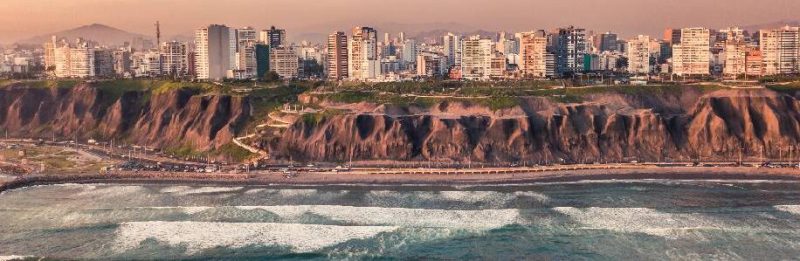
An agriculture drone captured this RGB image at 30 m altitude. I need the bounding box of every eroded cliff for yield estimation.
[270,89,800,163]
[0,83,250,150]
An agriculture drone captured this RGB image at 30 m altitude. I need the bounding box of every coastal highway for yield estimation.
[2,138,798,178]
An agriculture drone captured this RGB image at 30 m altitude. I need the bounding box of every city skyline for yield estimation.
[2,0,800,44]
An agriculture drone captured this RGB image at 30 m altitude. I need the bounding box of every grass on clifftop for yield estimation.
[211,143,256,163]
[0,79,81,89]
[165,142,256,163]
[92,79,220,95]
[767,82,800,95]
[319,84,728,109]
[248,82,318,125]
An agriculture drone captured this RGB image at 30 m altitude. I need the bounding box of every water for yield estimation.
[2,180,800,259]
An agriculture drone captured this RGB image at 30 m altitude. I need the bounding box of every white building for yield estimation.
[443,33,461,69]
[52,39,96,78]
[269,46,299,79]
[401,39,418,69]
[237,27,257,45]
[760,26,800,75]
[131,51,162,77]
[519,31,550,78]
[195,24,235,80]
[460,35,493,80]
[723,39,747,76]
[161,41,188,76]
[626,35,651,74]
[672,27,710,76]
[348,27,379,80]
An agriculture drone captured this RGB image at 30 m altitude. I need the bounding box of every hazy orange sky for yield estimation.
[2,0,799,43]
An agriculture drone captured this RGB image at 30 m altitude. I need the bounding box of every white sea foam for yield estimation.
[126,206,213,215]
[553,207,723,238]
[76,185,144,197]
[277,189,322,197]
[159,186,243,196]
[235,205,525,229]
[366,190,549,206]
[244,188,267,194]
[774,205,800,215]
[114,221,398,253]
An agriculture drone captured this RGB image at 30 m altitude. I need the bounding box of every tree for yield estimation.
[261,71,281,83]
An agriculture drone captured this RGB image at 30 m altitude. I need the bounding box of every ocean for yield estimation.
[2,180,800,260]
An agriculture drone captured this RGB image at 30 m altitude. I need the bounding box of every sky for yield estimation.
[1,0,799,44]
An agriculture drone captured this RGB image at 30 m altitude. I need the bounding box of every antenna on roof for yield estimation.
[155,21,161,46]
[155,21,163,76]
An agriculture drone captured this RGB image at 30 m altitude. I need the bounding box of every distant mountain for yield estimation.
[18,23,152,46]
[290,21,485,44]
[742,20,800,32]
[412,29,497,43]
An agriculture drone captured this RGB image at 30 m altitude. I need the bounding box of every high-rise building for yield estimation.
[235,42,257,78]
[519,30,551,78]
[233,27,258,79]
[255,44,270,78]
[443,33,461,69]
[326,32,348,80]
[460,35,493,80]
[720,27,746,43]
[195,24,235,80]
[401,39,418,69]
[237,27,257,46]
[348,26,379,80]
[69,42,95,78]
[626,35,651,74]
[664,28,682,44]
[723,38,747,76]
[113,49,132,77]
[759,26,800,75]
[51,39,96,78]
[93,49,114,77]
[53,40,71,77]
[161,41,188,77]
[672,27,710,76]
[599,32,619,53]
[599,51,623,71]
[489,51,507,78]
[129,51,152,77]
[745,48,764,76]
[496,32,508,54]
[416,52,447,77]
[261,26,286,47]
[553,26,587,75]
[269,46,299,79]
[380,56,400,74]
[43,36,58,71]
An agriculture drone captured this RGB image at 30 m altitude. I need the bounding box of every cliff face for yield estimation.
[3,83,798,164]
[0,84,250,150]
[272,89,800,163]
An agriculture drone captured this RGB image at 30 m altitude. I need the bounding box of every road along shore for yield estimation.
[3,166,800,193]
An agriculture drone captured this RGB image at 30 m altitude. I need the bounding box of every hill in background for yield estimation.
[18,23,152,46]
